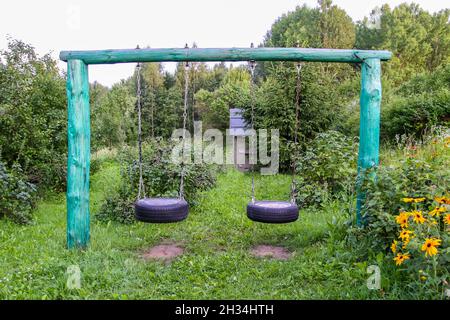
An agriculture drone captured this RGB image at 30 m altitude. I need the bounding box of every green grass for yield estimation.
[0,161,382,299]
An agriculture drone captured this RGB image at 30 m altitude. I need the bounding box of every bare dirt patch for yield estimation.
[140,244,184,262]
[250,245,292,260]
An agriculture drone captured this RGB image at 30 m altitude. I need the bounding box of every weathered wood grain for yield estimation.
[60,47,392,64]
[66,59,90,249]
[356,58,381,226]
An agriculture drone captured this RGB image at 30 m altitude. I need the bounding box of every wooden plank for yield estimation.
[60,47,392,64]
[66,59,90,249]
[356,58,381,226]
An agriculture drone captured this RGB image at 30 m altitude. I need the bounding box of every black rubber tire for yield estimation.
[135,198,189,223]
[247,200,299,224]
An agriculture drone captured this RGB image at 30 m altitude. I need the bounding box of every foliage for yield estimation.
[382,90,450,140]
[294,130,358,208]
[0,38,67,190]
[265,0,355,49]
[251,64,354,170]
[0,159,36,224]
[194,66,250,131]
[349,133,449,249]
[381,64,450,140]
[262,0,357,84]
[356,4,450,84]
[386,196,450,298]
[195,68,250,131]
[97,139,217,223]
[92,81,136,149]
[247,1,361,170]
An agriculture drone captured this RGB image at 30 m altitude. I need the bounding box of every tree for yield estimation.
[0,38,67,187]
[93,82,135,148]
[241,64,345,171]
[195,66,250,131]
[356,4,450,84]
[90,81,109,150]
[251,0,358,170]
[140,62,165,138]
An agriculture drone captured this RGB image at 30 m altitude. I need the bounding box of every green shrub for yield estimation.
[382,89,450,140]
[381,64,450,141]
[97,139,217,223]
[0,160,36,224]
[0,38,67,191]
[239,62,354,172]
[294,130,358,207]
[347,134,449,254]
[344,133,450,298]
[28,153,67,193]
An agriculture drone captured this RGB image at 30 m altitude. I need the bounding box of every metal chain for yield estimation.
[249,44,256,203]
[179,56,190,200]
[290,62,302,203]
[191,43,198,129]
[136,60,146,199]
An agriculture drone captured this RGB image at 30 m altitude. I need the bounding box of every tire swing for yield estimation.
[246,60,302,224]
[134,59,191,223]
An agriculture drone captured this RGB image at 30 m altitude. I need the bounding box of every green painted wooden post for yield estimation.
[356,58,381,226]
[66,59,90,249]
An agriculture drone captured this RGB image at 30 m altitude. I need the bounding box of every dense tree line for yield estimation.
[246,0,449,168]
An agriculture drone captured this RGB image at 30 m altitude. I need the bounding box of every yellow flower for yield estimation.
[421,238,442,257]
[402,197,426,203]
[445,137,450,147]
[429,206,447,217]
[420,276,427,281]
[412,210,426,224]
[395,212,410,228]
[435,196,450,205]
[402,237,410,249]
[391,240,397,253]
[444,214,450,225]
[399,229,414,241]
[393,253,410,266]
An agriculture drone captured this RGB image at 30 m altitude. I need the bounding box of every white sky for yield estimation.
[0,0,447,86]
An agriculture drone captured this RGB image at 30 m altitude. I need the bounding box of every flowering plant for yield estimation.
[390,195,450,295]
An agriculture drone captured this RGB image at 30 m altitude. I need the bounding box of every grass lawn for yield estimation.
[0,161,382,299]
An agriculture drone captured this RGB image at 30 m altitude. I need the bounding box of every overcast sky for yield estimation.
[0,0,447,86]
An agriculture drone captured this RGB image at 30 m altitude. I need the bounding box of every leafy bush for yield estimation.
[294,130,358,207]
[349,133,449,249]
[0,160,36,224]
[381,64,450,141]
[0,38,67,191]
[345,133,450,297]
[97,139,217,223]
[382,89,450,140]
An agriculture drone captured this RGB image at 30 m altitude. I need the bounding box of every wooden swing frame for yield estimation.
[60,47,391,249]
